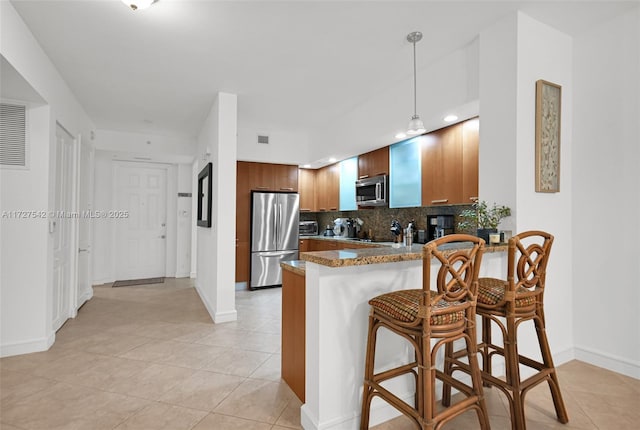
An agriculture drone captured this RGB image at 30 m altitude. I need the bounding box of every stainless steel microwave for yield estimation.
[355,174,388,207]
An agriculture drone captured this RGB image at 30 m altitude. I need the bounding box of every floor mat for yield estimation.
[112,277,165,287]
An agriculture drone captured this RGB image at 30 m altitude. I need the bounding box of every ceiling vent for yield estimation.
[257,134,270,145]
[0,103,27,167]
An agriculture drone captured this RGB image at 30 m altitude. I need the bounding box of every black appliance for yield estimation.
[427,215,454,241]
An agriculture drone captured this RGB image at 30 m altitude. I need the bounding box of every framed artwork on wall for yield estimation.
[197,162,212,227]
[535,79,562,193]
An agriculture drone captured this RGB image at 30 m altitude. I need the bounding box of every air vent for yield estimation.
[0,103,27,167]
[257,134,269,144]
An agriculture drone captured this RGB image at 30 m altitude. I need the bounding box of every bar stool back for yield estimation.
[360,234,490,430]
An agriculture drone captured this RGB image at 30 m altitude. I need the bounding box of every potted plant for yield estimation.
[457,200,511,243]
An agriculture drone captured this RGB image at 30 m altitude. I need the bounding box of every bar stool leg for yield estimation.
[360,314,378,430]
[534,313,569,424]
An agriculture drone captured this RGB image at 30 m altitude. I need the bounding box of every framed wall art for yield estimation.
[197,162,212,227]
[535,79,561,193]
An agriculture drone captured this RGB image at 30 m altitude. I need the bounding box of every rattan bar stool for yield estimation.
[443,230,568,430]
[360,235,490,430]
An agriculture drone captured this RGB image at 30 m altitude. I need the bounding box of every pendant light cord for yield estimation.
[412,39,417,117]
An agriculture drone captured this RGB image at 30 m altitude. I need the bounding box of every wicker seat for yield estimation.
[360,235,490,430]
[443,231,569,430]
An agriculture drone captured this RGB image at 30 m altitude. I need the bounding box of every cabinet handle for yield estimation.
[255,186,269,190]
[330,207,338,211]
[280,187,294,191]
[300,208,312,212]
[469,197,478,201]
[375,172,387,176]
[431,199,449,204]
[359,175,369,179]
[319,208,327,211]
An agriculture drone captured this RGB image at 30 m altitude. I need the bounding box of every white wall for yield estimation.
[176,164,193,278]
[308,40,480,166]
[195,92,238,323]
[572,7,640,378]
[479,12,574,367]
[237,122,312,166]
[0,1,94,356]
[95,129,196,161]
[514,12,574,364]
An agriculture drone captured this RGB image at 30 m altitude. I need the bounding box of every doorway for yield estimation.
[52,124,76,332]
[114,163,168,280]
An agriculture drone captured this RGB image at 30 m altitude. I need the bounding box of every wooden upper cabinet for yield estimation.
[316,163,339,212]
[421,118,478,206]
[358,146,389,179]
[422,124,463,205]
[298,168,316,212]
[248,162,275,190]
[461,118,479,203]
[273,163,298,191]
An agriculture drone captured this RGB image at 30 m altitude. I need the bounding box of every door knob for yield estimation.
[160,235,166,239]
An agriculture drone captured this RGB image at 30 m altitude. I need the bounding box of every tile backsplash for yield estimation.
[300,205,473,242]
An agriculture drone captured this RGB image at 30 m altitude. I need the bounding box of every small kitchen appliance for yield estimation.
[299,220,318,236]
[427,215,454,241]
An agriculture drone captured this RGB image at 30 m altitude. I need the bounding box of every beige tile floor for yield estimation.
[1,278,638,429]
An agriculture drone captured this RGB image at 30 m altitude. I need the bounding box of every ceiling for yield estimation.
[8,0,635,165]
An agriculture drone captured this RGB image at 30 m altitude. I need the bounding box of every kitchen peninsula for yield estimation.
[281,237,507,430]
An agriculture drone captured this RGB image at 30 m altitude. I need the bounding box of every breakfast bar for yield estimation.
[281,239,507,430]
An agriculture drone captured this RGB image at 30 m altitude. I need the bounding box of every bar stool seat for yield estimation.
[360,234,490,430]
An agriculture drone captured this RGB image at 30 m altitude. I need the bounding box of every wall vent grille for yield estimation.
[257,134,269,144]
[0,103,27,167]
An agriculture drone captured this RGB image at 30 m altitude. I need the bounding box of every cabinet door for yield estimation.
[248,162,275,191]
[339,157,357,211]
[326,163,340,211]
[422,125,463,205]
[299,239,310,252]
[274,164,298,192]
[235,240,249,282]
[461,118,479,203]
[299,168,316,212]
[390,137,422,208]
[358,147,389,179]
[316,163,339,212]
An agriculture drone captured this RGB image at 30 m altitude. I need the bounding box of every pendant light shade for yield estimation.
[406,31,425,136]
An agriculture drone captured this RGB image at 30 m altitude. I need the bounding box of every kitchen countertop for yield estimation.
[282,237,507,271]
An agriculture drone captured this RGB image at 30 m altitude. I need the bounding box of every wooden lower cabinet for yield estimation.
[282,268,305,402]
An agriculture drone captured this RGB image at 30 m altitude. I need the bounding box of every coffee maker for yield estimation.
[426,215,454,241]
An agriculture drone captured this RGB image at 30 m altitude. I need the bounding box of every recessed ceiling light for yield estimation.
[444,114,458,122]
[328,158,337,163]
[395,132,406,139]
[302,164,311,168]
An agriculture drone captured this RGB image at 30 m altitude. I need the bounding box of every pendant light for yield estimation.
[406,31,425,135]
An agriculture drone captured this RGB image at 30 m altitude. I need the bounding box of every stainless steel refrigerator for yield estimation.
[250,191,299,289]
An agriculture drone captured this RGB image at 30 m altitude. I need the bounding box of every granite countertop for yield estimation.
[284,237,507,271]
[281,259,306,276]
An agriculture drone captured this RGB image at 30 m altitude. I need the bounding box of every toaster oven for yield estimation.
[299,220,318,236]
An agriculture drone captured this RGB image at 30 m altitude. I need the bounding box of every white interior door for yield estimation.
[52,124,76,332]
[115,164,167,280]
[77,141,94,306]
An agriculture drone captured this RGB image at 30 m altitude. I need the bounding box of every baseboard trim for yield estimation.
[574,345,640,379]
[77,288,94,308]
[194,284,237,324]
[213,309,237,323]
[0,332,55,358]
[92,278,114,286]
[190,271,197,279]
[175,271,191,279]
